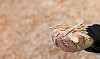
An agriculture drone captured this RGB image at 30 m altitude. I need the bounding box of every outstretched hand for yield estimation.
[53,35,86,52]
[51,23,94,53]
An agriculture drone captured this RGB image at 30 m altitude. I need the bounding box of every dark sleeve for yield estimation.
[84,24,100,53]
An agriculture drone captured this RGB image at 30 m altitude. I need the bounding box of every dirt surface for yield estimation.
[0,0,100,59]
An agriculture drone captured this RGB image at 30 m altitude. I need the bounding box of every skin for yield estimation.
[54,35,94,53]
[52,23,94,53]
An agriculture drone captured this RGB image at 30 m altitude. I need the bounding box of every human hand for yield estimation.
[51,23,94,53]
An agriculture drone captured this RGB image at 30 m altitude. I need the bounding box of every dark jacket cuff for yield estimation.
[84,24,100,53]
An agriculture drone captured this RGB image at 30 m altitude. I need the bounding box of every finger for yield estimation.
[54,39,59,47]
[75,35,85,51]
[64,36,77,52]
[56,37,71,52]
[78,35,85,48]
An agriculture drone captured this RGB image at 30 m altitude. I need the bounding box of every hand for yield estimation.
[51,23,94,53]
[53,34,94,53]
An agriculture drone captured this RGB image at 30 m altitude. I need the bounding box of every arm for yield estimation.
[85,24,100,53]
[51,23,100,53]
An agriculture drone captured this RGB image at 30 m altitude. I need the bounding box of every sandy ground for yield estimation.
[0,0,100,59]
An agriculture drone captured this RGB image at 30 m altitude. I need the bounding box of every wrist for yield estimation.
[83,37,94,49]
[84,24,100,53]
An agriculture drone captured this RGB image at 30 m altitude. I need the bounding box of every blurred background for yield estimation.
[0,0,100,59]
